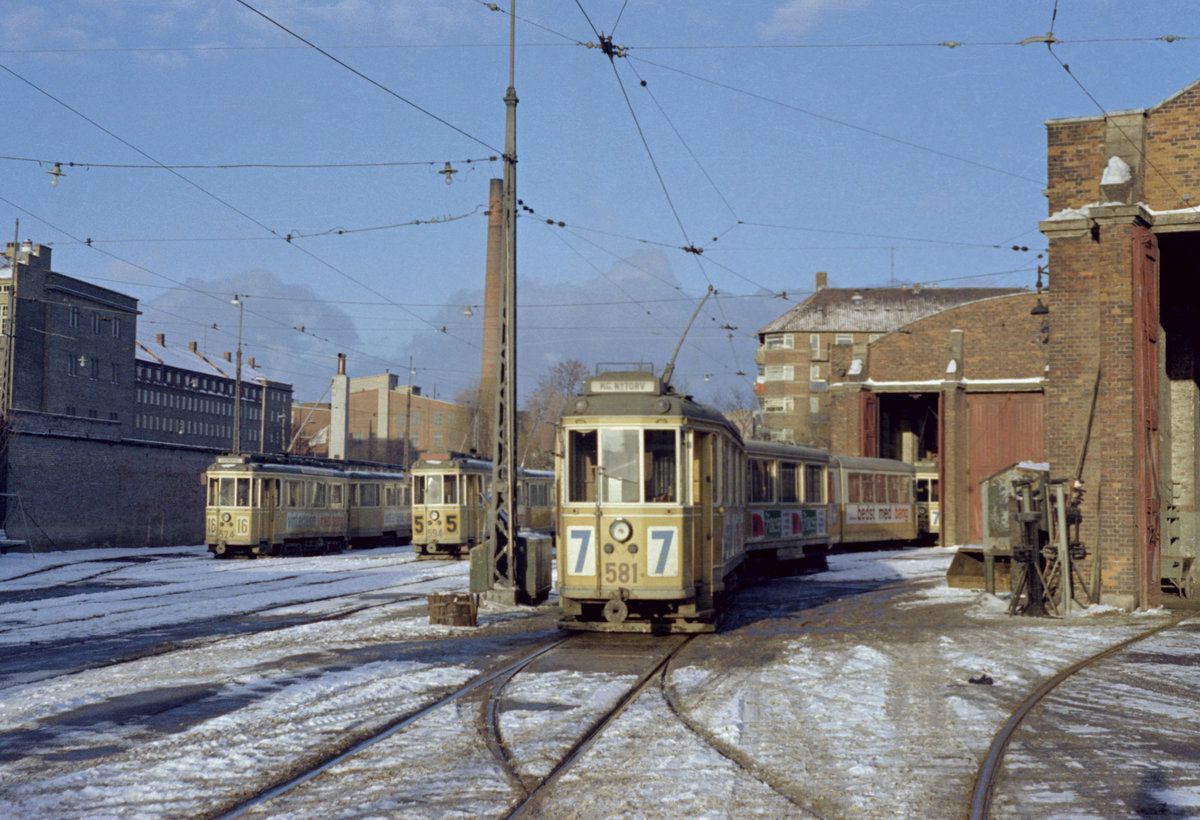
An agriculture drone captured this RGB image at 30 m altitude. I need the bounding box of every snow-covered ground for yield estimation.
[0,544,1195,818]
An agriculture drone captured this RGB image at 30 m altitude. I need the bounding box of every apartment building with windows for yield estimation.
[135,334,292,453]
[756,271,1022,449]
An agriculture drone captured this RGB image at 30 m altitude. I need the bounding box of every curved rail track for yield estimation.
[970,612,1195,818]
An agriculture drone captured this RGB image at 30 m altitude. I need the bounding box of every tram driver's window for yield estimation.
[444,475,458,504]
[644,429,676,502]
[568,430,597,503]
[236,477,251,507]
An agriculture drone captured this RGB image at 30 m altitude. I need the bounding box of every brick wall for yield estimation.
[5,427,213,549]
[868,292,1048,382]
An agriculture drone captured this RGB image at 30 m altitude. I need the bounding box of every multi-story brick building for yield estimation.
[1039,78,1200,609]
[0,241,292,548]
[756,271,1022,448]
[292,370,476,465]
[1,241,138,438]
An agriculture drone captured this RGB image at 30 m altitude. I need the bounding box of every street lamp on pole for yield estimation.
[231,294,244,455]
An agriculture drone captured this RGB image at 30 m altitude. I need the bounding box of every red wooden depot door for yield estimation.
[1133,226,1160,607]
[967,392,1046,543]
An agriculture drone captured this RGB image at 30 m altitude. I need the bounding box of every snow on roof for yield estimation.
[136,338,287,386]
[758,286,1025,335]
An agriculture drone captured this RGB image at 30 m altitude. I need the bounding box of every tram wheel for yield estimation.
[603,597,629,624]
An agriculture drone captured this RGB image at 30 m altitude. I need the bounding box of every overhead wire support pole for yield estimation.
[481,0,521,603]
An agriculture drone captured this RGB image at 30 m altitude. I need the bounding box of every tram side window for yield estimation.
[359,483,380,507]
[330,483,343,507]
[568,430,598,503]
[443,475,458,504]
[236,478,250,507]
[261,478,279,508]
[286,479,304,508]
[308,481,326,508]
[644,429,676,503]
[780,462,799,503]
[876,475,889,504]
[848,473,862,503]
[750,459,775,503]
[805,464,824,504]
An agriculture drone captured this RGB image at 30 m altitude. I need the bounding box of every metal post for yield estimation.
[1054,482,1072,615]
[478,0,520,603]
[231,295,244,454]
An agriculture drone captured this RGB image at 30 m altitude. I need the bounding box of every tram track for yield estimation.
[970,611,1196,819]
[0,562,472,690]
[211,634,570,820]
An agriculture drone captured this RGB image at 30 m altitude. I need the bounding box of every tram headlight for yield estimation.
[221,512,231,523]
[430,510,440,522]
[609,518,633,543]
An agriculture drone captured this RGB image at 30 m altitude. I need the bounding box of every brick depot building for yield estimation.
[1037,79,1200,610]
[827,290,1048,550]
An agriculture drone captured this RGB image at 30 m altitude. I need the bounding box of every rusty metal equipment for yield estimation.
[1006,474,1091,617]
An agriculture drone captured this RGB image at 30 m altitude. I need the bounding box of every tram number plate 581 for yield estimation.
[604,562,638,584]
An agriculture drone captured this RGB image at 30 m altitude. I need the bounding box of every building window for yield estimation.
[91,312,102,333]
[434,412,443,427]
[112,318,121,339]
[809,333,824,360]
[69,306,80,328]
[67,354,80,377]
[111,363,120,384]
[109,412,118,421]
[763,398,794,413]
[90,358,100,380]
[764,365,794,382]
[835,333,853,346]
[88,409,98,418]
[810,396,820,415]
[0,304,8,336]
[763,333,793,350]
[433,432,444,447]
[869,334,881,343]
[65,405,75,415]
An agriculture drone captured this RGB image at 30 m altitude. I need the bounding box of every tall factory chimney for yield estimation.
[479,178,503,418]
[330,353,350,460]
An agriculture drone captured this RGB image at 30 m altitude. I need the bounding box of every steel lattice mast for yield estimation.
[482,1,519,601]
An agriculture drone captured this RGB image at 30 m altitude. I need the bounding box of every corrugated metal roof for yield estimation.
[758,286,1026,335]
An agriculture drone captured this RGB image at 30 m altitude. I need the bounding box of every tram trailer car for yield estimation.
[411,453,554,559]
[744,440,833,572]
[828,455,918,546]
[557,370,751,633]
[205,453,409,558]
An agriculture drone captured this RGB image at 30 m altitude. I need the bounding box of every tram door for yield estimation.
[692,431,715,607]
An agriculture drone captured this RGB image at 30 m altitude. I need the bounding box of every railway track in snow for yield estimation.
[970,611,1196,818]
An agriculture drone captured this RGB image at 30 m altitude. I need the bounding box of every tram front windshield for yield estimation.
[567,428,677,504]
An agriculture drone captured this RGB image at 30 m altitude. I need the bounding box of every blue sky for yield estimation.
[2,1,1198,405]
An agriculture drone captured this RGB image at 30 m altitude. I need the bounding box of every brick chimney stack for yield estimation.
[479,178,503,420]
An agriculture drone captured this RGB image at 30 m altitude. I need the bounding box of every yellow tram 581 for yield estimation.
[557,369,749,632]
